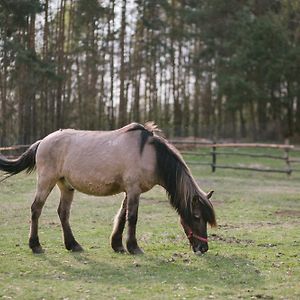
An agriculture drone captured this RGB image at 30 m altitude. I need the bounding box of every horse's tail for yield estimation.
[0,141,41,178]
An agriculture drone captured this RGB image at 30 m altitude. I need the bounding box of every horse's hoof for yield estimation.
[127,247,144,255]
[113,246,126,254]
[31,246,44,254]
[71,244,84,252]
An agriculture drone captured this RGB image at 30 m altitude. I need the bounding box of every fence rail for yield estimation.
[0,145,29,159]
[0,145,29,151]
[1,142,300,175]
[170,140,298,175]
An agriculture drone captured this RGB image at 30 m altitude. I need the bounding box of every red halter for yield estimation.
[181,219,208,243]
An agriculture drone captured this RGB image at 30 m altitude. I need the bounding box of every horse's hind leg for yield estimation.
[57,181,83,252]
[110,196,127,253]
[29,178,55,254]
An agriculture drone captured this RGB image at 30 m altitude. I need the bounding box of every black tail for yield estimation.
[0,141,40,177]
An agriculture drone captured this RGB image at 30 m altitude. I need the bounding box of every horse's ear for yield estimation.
[206,190,214,199]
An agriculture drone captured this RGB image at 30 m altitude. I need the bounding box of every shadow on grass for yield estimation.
[39,250,263,291]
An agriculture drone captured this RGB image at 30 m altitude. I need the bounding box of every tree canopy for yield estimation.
[0,0,300,145]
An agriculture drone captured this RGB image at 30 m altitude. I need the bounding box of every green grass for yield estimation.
[0,150,300,299]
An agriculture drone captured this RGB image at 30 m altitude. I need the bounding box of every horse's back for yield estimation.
[35,127,157,196]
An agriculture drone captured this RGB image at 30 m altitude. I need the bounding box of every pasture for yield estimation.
[0,149,300,299]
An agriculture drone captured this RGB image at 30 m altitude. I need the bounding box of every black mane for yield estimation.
[128,122,216,226]
[125,122,153,154]
[152,136,216,226]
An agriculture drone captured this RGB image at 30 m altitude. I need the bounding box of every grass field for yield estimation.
[0,149,300,300]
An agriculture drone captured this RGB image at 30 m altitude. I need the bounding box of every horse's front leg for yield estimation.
[126,192,143,255]
[110,196,127,253]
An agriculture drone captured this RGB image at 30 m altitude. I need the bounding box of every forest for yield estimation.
[0,0,300,145]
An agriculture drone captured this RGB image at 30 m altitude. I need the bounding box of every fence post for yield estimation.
[284,148,292,176]
[211,144,216,172]
[284,138,292,176]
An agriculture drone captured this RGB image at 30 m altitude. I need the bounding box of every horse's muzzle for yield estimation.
[193,242,208,255]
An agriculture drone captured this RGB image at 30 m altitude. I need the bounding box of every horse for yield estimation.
[0,122,216,255]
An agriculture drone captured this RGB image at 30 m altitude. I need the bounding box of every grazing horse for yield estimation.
[0,123,216,255]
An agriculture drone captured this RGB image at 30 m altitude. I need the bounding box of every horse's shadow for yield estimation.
[38,249,263,290]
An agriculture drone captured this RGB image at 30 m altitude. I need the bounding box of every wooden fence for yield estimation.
[170,140,300,175]
[0,145,29,159]
[2,142,300,175]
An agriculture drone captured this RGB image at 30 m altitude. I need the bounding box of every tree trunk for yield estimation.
[118,0,127,127]
[0,14,8,145]
[193,76,200,137]
[56,0,66,129]
[108,0,115,129]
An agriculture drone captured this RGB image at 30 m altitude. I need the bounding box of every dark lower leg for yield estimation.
[111,197,127,253]
[29,180,56,253]
[126,196,143,255]
[57,196,83,252]
[126,222,143,254]
[62,226,83,252]
[29,201,44,254]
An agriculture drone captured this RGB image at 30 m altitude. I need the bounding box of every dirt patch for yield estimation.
[252,294,274,300]
[217,223,239,230]
[257,243,278,248]
[275,209,300,217]
[210,233,254,245]
[218,221,299,230]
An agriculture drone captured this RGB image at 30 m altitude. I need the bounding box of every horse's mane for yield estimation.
[124,122,160,154]
[126,122,216,227]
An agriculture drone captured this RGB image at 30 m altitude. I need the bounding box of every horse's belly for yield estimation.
[66,177,123,196]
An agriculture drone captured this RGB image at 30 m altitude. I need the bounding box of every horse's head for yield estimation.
[180,190,215,255]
